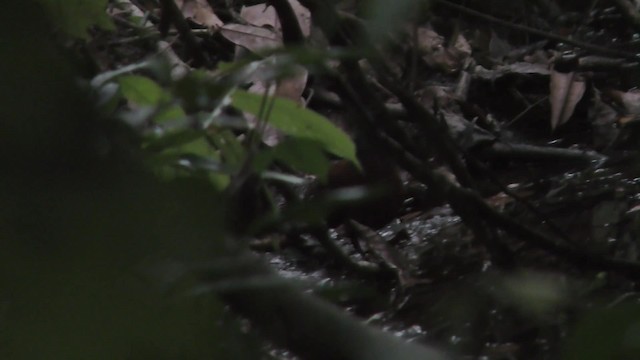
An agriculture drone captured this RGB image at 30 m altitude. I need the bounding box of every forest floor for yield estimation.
[93,1,640,359]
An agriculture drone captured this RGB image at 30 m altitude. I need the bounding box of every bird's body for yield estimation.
[324,140,404,228]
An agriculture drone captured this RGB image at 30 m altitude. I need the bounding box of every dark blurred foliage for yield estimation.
[0,2,262,358]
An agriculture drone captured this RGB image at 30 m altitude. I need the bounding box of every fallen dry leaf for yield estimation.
[174,0,223,28]
[288,0,311,37]
[416,27,444,53]
[222,0,311,147]
[416,27,470,73]
[606,88,640,115]
[549,69,586,131]
[275,64,308,104]
[241,3,278,29]
[240,0,311,37]
[220,23,282,53]
[454,33,472,56]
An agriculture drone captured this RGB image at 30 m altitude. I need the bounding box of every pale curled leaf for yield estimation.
[240,3,278,29]
[549,70,586,131]
[220,23,282,53]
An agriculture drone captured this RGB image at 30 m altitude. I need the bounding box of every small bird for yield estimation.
[323,138,404,228]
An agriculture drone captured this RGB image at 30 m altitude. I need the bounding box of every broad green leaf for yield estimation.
[38,0,114,39]
[155,105,187,123]
[179,153,231,190]
[143,129,204,152]
[273,138,330,182]
[145,133,231,190]
[231,90,359,166]
[209,173,231,189]
[119,75,168,106]
[251,149,276,173]
[180,137,214,157]
[173,70,234,114]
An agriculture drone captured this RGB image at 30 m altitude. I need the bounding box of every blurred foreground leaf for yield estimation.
[564,304,640,360]
[38,0,114,39]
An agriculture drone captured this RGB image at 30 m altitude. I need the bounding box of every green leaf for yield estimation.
[208,129,246,166]
[38,0,114,39]
[155,105,187,123]
[143,129,204,152]
[119,75,168,106]
[145,132,232,190]
[180,137,214,157]
[273,138,330,182]
[231,90,359,166]
[172,70,234,115]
